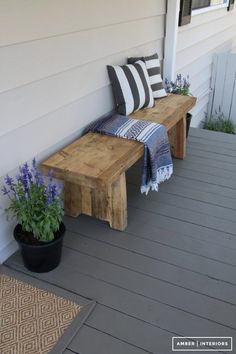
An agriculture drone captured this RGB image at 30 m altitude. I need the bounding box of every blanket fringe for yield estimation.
[141,165,173,195]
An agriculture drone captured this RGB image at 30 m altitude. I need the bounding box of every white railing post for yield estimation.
[164,0,180,82]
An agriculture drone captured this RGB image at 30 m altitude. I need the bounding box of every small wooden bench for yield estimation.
[41,94,196,231]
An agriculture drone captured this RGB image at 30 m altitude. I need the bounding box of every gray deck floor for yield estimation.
[5,128,236,354]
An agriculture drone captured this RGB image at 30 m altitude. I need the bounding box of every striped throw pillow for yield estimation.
[128,53,167,99]
[107,60,154,116]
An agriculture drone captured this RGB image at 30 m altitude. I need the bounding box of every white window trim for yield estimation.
[192,1,228,16]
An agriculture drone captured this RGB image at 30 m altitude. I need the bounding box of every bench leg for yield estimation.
[64,181,82,217]
[168,115,186,159]
[109,173,127,231]
[64,173,127,231]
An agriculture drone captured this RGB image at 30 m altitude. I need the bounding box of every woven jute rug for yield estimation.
[0,271,95,354]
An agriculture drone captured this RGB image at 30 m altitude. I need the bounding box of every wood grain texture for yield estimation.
[130,94,196,130]
[171,115,186,158]
[41,132,143,188]
[64,182,82,217]
[110,173,127,231]
[41,94,196,229]
[42,133,138,230]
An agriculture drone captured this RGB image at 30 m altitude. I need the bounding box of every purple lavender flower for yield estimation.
[23,162,32,181]
[36,171,44,186]
[176,74,182,85]
[32,157,36,169]
[51,184,58,199]
[10,185,15,192]
[1,157,64,242]
[19,162,33,192]
[5,175,13,186]
[46,185,52,205]
[1,186,9,195]
[23,162,29,174]
[31,166,44,186]
[46,182,59,205]
[21,174,29,191]
[164,73,191,95]
[46,184,51,199]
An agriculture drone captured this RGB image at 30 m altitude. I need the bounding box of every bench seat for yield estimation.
[41,94,196,231]
[41,132,144,231]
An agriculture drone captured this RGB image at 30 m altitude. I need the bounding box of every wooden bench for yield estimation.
[41,94,196,231]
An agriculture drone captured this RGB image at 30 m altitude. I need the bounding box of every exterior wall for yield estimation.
[0,0,166,262]
[176,6,236,127]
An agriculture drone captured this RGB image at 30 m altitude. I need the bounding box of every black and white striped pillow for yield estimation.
[128,53,167,99]
[107,60,154,116]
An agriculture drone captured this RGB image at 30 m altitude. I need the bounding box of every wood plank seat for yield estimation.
[41,94,196,231]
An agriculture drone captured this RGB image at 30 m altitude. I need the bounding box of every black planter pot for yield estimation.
[186,113,192,138]
[14,223,65,273]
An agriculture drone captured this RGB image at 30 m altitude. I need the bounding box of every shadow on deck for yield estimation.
[5,128,236,354]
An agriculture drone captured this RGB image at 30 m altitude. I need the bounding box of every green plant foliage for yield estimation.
[203,110,235,135]
[2,159,64,242]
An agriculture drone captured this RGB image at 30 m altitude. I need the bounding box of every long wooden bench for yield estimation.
[41,94,196,231]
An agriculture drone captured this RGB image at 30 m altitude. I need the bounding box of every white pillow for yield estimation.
[128,53,167,98]
[107,60,154,115]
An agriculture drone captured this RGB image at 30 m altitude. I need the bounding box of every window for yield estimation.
[179,0,232,27]
[192,0,210,10]
[192,0,227,10]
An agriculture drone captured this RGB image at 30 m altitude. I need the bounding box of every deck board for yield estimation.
[62,233,236,304]
[128,192,236,235]
[175,153,236,172]
[65,217,236,284]
[5,128,236,354]
[127,182,236,221]
[70,325,152,354]
[187,141,236,157]
[185,146,236,165]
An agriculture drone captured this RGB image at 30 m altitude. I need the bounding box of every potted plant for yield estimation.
[165,74,192,137]
[1,158,65,273]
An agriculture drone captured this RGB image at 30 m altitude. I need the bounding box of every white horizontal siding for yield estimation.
[0,86,114,175]
[0,16,164,94]
[0,23,164,138]
[177,23,236,70]
[0,215,18,264]
[190,65,212,92]
[190,94,210,127]
[0,0,166,262]
[177,11,236,53]
[0,37,163,141]
[0,0,165,46]
[176,7,236,127]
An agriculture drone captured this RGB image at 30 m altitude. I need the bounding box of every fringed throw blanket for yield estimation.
[89,114,173,194]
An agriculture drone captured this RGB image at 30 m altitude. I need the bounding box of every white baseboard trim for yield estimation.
[0,239,18,264]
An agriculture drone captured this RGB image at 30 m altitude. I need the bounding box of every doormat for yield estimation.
[0,271,95,354]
